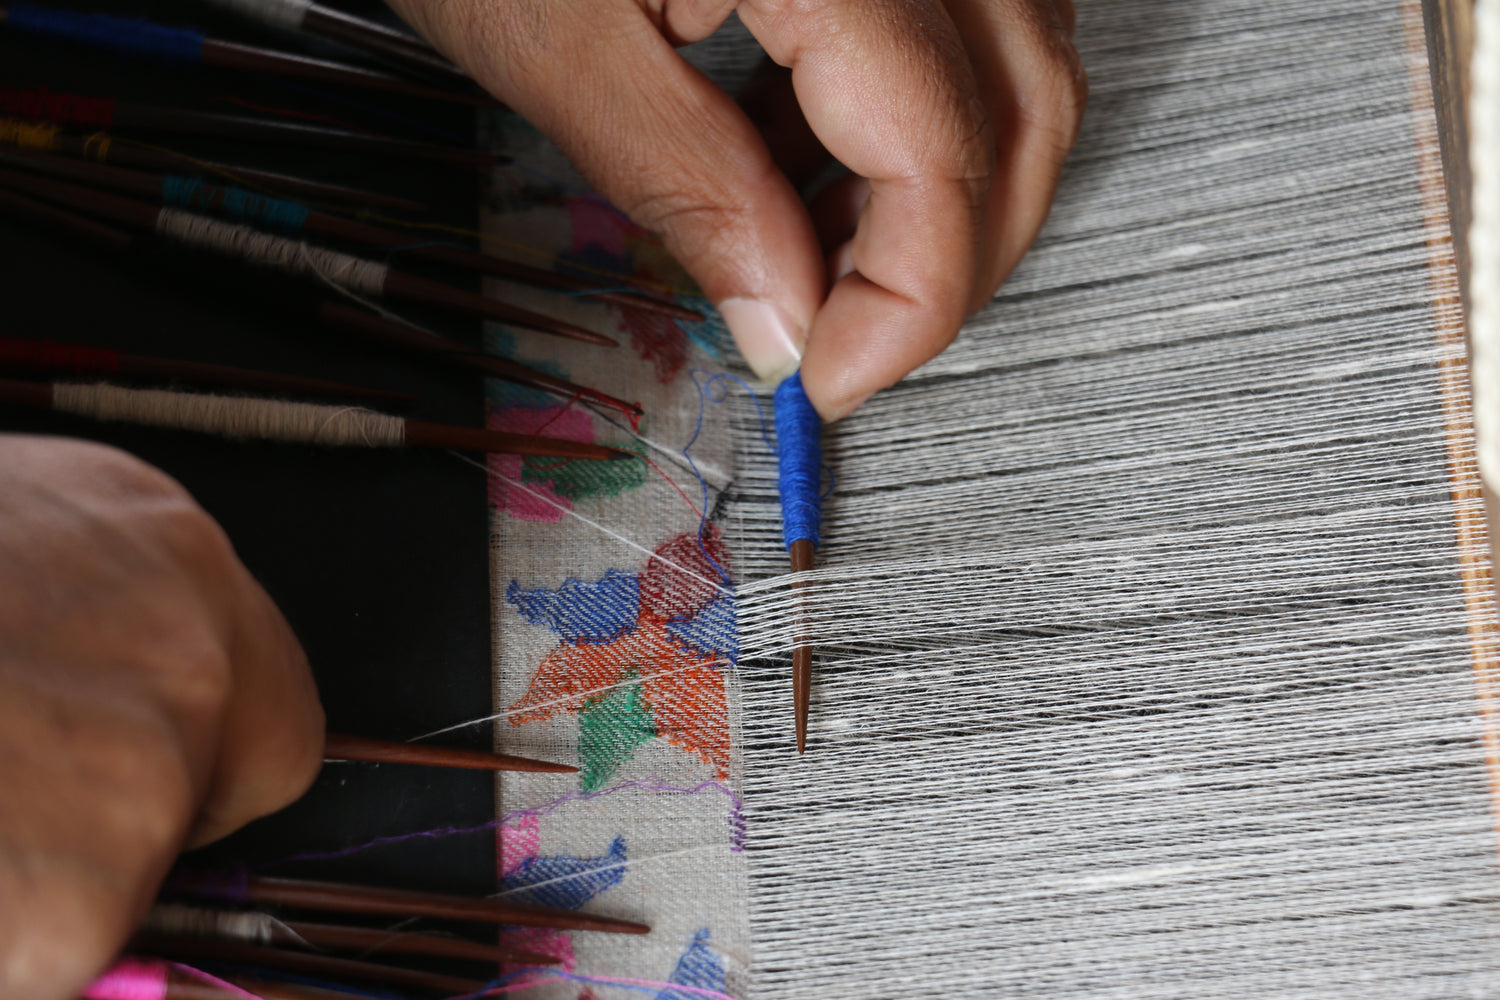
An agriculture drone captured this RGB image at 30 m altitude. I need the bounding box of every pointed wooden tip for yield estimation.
[323,733,576,773]
[595,290,705,323]
[607,446,639,461]
[503,905,652,936]
[790,538,815,754]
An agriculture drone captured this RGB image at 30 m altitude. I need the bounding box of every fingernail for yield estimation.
[718,297,805,384]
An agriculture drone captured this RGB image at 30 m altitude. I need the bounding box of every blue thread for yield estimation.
[773,372,822,550]
[664,592,738,665]
[160,175,309,234]
[654,929,726,1000]
[682,369,774,582]
[9,4,205,62]
[500,835,627,910]
[506,569,640,644]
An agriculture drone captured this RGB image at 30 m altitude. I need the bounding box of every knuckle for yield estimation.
[621,180,755,250]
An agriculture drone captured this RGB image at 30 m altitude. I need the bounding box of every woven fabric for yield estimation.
[481,109,750,998]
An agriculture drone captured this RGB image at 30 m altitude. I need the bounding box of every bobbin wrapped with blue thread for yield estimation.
[773,371,823,552]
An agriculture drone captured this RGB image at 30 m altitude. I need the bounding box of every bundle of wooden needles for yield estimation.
[90,736,649,1000]
[0,4,690,996]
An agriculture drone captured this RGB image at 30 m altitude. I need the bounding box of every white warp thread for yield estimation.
[144,904,279,945]
[201,0,310,31]
[720,1,1500,997]
[52,383,406,447]
[153,209,388,297]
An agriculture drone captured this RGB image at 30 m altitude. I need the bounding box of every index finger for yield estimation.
[739,0,993,419]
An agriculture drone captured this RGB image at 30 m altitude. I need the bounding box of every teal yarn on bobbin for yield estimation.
[161,176,311,235]
[773,372,822,550]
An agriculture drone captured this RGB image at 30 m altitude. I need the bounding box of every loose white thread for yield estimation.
[154,209,388,296]
[201,0,311,31]
[52,383,406,446]
[144,904,286,945]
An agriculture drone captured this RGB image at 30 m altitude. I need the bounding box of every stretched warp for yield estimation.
[726,0,1500,997]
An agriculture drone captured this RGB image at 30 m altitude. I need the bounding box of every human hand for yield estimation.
[0,436,324,1000]
[388,0,1085,419]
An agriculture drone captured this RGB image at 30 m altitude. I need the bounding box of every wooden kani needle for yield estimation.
[0,377,637,462]
[0,148,700,324]
[323,732,577,773]
[0,122,428,213]
[130,934,490,996]
[772,373,825,754]
[0,191,644,421]
[0,168,617,347]
[0,86,498,170]
[164,871,653,935]
[316,303,645,420]
[143,902,560,965]
[0,4,494,108]
[0,333,414,405]
[199,0,470,86]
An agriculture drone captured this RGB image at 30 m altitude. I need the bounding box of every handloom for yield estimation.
[718,0,1500,995]
[0,0,1493,995]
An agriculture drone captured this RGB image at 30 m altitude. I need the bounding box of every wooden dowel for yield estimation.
[403,420,633,460]
[0,334,415,405]
[281,919,559,965]
[166,873,653,935]
[0,168,615,347]
[68,138,426,214]
[132,934,487,996]
[381,270,618,347]
[0,145,683,323]
[315,303,644,418]
[109,103,498,171]
[299,4,469,85]
[201,38,493,107]
[324,732,577,773]
[0,86,495,169]
[144,903,559,966]
[0,376,632,460]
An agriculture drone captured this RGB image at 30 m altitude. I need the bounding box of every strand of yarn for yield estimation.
[202,0,312,31]
[51,382,406,446]
[0,84,114,128]
[772,372,821,549]
[153,208,387,295]
[5,4,205,62]
[143,903,281,945]
[0,115,61,150]
[161,175,310,235]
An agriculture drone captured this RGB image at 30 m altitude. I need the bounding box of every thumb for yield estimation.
[393,0,824,383]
